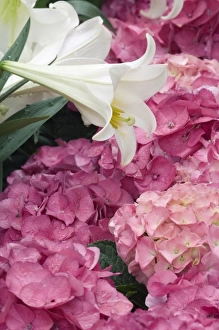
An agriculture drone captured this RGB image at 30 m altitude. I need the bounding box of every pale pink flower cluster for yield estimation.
[155,52,219,91]
[109,182,219,283]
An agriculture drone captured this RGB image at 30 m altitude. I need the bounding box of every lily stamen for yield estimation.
[110,106,136,129]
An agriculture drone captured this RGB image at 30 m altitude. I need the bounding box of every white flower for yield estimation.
[0,0,34,57]
[93,35,167,165]
[0,1,77,63]
[140,0,184,20]
[0,0,111,65]
[0,1,112,122]
[0,60,128,126]
[0,35,167,165]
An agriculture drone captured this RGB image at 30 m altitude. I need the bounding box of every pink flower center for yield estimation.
[167,121,175,129]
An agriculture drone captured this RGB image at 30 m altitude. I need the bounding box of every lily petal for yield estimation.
[93,121,114,141]
[125,34,156,68]
[57,17,112,63]
[115,126,137,166]
[115,64,168,105]
[25,2,79,64]
[0,60,128,126]
[21,0,35,7]
[0,0,30,54]
[123,102,156,134]
[140,0,184,20]
[162,0,184,20]
[140,0,167,19]
[94,121,137,166]
[27,2,79,45]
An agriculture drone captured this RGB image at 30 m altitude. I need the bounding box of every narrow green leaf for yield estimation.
[67,0,116,33]
[0,20,30,93]
[0,79,28,103]
[0,96,67,162]
[0,116,49,137]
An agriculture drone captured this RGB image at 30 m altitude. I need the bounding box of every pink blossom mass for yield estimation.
[2,0,219,329]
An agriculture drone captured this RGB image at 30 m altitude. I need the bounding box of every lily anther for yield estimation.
[110,106,136,129]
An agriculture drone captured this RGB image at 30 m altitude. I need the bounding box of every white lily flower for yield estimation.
[0,1,112,122]
[55,16,112,65]
[0,60,129,126]
[0,1,78,63]
[93,35,167,165]
[0,0,33,56]
[140,0,184,20]
[0,34,167,165]
[0,0,111,65]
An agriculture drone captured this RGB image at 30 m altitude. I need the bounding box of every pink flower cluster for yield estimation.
[90,251,219,329]
[109,182,219,283]
[102,0,219,61]
[6,141,135,243]
[160,0,219,60]
[3,1,219,327]
[66,51,219,196]
[176,122,219,186]
[0,240,132,329]
[91,306,219,329]
[0,141,136,329]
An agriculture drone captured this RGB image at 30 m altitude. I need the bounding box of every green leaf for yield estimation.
[0,116,49,137]
[0,20,30,93]
[90,240,136,286]
[68,0,105,8]
[34,0,50,7]
[0,79,28,103]
[67,0,116,33]
[86,0,105,8]
[89,240,148,309]
[0,96,67,162]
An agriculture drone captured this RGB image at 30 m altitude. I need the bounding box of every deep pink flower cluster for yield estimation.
[160,0,219,60]
[150,53,219,187]
[109,182,219,283]
[102,0,219,61]
[6,142,135,243]
[176,121,219,186]
[9,134,177,200]
[66,51,219,196]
